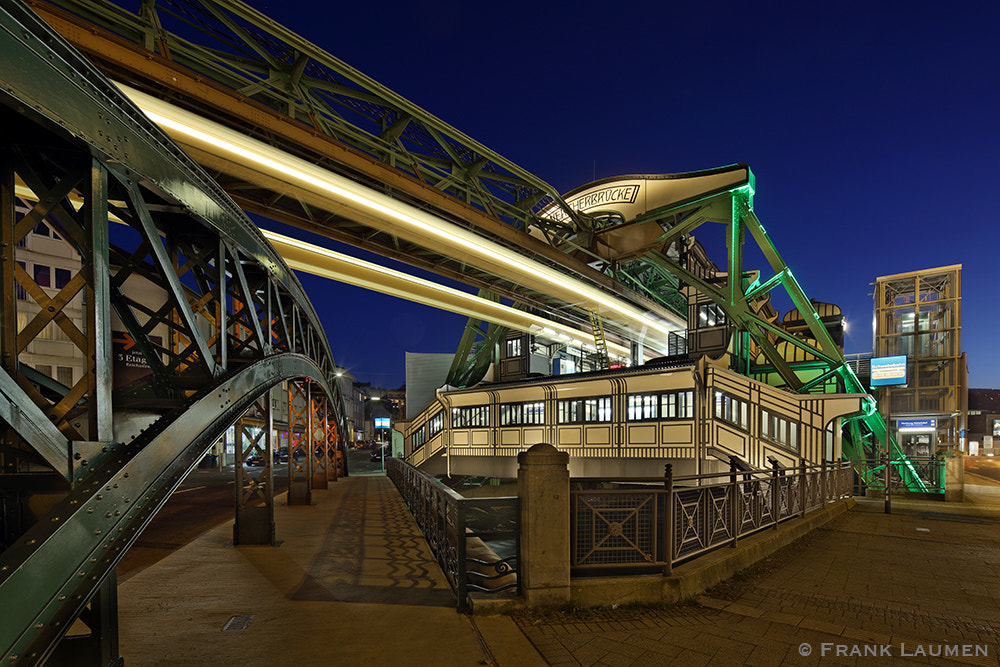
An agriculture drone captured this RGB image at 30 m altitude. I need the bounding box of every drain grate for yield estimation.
[222,614,255,632]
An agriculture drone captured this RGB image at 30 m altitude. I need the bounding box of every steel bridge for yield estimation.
[0,0,922,664]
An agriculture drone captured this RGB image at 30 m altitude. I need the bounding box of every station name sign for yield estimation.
[898,418,937,430]
[545,183,641,223]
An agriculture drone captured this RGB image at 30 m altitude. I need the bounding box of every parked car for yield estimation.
[370,447,390,462]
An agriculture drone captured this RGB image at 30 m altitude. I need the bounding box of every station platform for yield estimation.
[118,475,1000,666]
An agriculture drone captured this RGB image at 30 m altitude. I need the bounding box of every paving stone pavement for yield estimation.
[510,498,1000,666]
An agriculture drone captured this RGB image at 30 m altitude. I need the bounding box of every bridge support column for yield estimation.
[517,443,570,607]
[234,391,275,545]
[327,418,340,483]
[311,393,329,490]
[287,380,312,505]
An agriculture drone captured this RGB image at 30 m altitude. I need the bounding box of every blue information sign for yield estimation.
[898,418,936,430]
[870,355,907,387]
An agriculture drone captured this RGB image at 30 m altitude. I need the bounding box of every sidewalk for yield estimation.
[119,477,1000,666]
[118,474,541,666]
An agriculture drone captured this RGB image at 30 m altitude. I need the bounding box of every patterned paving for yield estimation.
[511,501,1000,666]
[291,476,456,606]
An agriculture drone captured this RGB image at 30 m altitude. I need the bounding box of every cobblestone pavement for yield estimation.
[511,499,1000,666]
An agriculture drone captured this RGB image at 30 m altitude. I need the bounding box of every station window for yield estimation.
[505,337,522,358]
[627,393,659,420]
[697,303,727,328]
[411,427,426,451]
[557,396,611,424]
[428,412,444,438]
[661,390,694,419]
[761,410,798,451]
[453,405,490,428]
[714,390,749,431]
[500,401,544,426]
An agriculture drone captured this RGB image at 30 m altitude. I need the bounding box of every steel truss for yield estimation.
[0,2,346,664]
[630,188,924,489]
[32,0,694,349]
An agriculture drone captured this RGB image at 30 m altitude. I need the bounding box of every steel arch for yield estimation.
[0,354,332,665]
[1,2,347,663]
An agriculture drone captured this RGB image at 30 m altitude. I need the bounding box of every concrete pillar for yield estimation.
[517,442,570,607]
[945,451,965,502]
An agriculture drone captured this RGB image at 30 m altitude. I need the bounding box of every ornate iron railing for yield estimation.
[570,461,852,575]
[387,458,519,610]
[853,456,945,495]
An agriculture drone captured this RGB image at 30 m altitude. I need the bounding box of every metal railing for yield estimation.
[387,459,519,609]
[570,461,852,575]
[852,456,945,495]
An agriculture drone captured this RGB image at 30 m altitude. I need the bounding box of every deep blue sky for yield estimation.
[253,0,999,390]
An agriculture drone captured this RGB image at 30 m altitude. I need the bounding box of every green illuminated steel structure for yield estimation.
[29,0,922,480]
[0,1,932,663]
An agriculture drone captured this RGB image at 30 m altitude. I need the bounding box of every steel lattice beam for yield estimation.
[0,3,349,663]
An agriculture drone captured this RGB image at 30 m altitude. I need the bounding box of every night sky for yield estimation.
[252,0,1000,391]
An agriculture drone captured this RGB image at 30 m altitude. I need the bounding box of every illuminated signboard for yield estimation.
[898,418,936,431]
[870,355,907,387]
[374,417,390,429]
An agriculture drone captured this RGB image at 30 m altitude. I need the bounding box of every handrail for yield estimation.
[386,458,519,610]
[570,461,852,575]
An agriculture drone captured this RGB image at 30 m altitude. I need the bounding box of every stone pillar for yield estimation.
[517,443,570,607]
[945,451,965,502]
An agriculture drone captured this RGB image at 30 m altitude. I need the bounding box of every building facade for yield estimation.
[873,265,967,456]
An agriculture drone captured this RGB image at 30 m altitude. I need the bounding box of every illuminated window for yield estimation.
[453,405,490,428]
[627,393,659,420]
[661,390,694,419]
[411,428,426,451]
[558,397,611,423]
[761,409,798,451]
[697,303,727,329]
[714,390,749,431]
[500,401,544,426]
[505,337,522,357]
[428,412,444,438]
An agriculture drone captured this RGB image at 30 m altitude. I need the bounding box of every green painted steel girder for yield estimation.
[43,0,592,240]
[642,188,926,491]
[0,354,331,664]
[447,290,509,388]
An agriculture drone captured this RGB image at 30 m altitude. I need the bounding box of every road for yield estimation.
[116,449,383,582]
